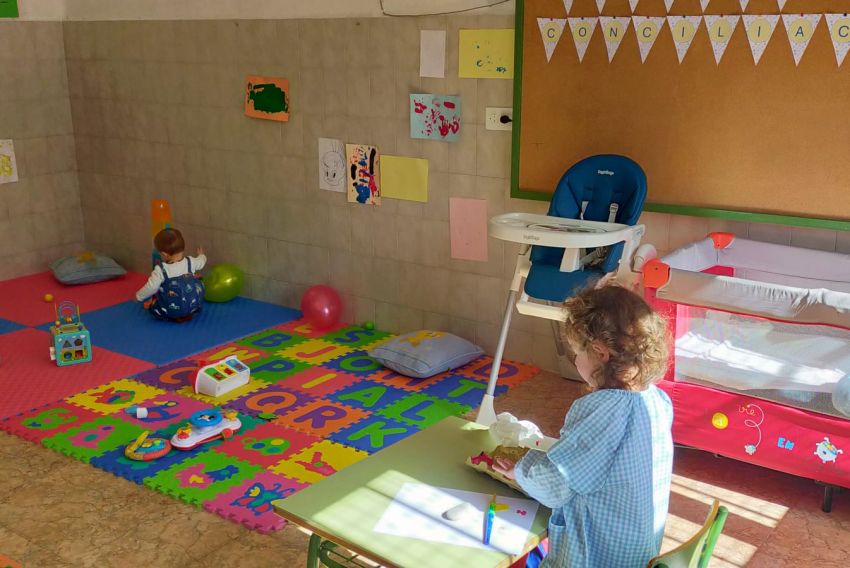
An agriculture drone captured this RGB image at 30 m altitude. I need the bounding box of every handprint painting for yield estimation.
[410,94,462,142]
[345,144,380,206]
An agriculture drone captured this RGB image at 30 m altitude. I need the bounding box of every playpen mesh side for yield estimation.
[673,305,850,420]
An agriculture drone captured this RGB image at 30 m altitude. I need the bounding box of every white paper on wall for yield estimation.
[633,16,666,63]
[700,0,711,12]
[825,13,850,67]
[318,138,346,192]
[629,0,640,12]
[704,14,740,64]
[419,30,446,78]
[562,0,574,14]
[568,17,598,63]
[596,0,606,13]
[739,0,749,11]
[537,18,567,62]
[777,0,787,10]
[664,0,675,12]
[667,15,703,63]
[0,140,19,185]
[782,14,822,66]
[742,14,779,65]
[599,16,631,62]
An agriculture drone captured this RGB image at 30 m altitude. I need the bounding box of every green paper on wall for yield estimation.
[381,156,429,203]
[0,0,18,18]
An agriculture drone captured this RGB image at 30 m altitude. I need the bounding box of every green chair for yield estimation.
[646,500,728,568]
[307,533,373,568]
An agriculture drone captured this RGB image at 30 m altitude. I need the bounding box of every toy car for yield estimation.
[171,408,242,450]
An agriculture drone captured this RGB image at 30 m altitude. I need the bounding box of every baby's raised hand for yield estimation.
[197,246,205,257]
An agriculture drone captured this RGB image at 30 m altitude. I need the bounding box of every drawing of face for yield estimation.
[321,151,345,186]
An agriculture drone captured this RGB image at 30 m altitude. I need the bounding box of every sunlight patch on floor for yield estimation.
[662,514,757,568]
[671,473,789,528]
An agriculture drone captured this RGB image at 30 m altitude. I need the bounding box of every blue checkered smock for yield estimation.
[514,386,674,568]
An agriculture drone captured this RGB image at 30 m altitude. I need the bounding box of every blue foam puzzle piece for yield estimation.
[329,415,419,454]
[0,318,25,336]
[39,298,300,365]
[420,374,507,408]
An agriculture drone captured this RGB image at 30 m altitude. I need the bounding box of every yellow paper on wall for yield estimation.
[381,156,429,203]
[459,29,514,79]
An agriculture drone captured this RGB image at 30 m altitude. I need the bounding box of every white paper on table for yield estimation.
[374,483,540,555]
[420,30,446,78]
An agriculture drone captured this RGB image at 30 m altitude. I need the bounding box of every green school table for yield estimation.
[273,416,550,568]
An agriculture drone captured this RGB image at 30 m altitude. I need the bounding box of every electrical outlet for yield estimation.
[485,107,513,131]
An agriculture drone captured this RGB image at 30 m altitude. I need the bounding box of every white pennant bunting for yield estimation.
[596,0,606,13]
[562,0,574,14]
[704,15,740,64]
[742,14,778,64]
[629,0,640,12]
[632,16,665,63]
[599,17,631,62]
[568,17,598,63]
[667,15,702,63]
[664,0,675,13]
[782,13,822,66]
[700,0,711,12]
[537,18,567,62]
[739,0,749,11]
[777,0,787,10]
[825,13,850,67]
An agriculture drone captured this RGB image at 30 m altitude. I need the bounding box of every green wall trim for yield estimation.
[509,0,524,203]
[643,203,850,231]
[509,0,849,233]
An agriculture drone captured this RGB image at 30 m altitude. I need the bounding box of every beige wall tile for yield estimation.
[748,222,792,246]
[789,227,837,252]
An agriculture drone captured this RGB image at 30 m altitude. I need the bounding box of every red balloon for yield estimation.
[300,285,342,330]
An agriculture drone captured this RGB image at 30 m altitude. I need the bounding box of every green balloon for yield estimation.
[204,264,244,303]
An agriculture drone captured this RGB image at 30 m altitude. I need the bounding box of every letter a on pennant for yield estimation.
[782,14,822,66]
[537,18,567,62]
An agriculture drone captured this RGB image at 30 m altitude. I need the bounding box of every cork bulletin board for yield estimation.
[512,0,850,229]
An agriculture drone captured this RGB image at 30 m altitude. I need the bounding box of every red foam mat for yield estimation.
[0,271,148,327]
[0,328,153,420]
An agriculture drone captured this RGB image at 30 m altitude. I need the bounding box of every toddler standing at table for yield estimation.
[497,285,673,568]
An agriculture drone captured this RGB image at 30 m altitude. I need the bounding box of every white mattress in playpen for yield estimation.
[675,307,850,393]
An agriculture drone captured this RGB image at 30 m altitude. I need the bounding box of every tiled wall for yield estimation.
[0,21,84,280]
[62,16,850,373]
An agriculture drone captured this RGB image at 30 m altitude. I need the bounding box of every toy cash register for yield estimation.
[193,357,250,397]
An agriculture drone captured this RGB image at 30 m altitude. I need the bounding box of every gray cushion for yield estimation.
[50,252,126,285]
[368,331,484,379]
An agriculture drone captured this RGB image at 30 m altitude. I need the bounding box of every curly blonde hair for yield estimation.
[560,284,670,391]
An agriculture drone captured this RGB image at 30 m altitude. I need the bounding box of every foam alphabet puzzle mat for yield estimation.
[1,318,539,533]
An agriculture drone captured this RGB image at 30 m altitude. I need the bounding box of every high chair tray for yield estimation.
[490,213,633,248]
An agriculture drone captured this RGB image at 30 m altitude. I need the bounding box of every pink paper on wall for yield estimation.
[449,197,488,262]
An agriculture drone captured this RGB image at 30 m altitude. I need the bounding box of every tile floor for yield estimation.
[1,371,848,568]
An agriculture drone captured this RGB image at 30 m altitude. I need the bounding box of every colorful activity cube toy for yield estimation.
[49,301,92,366]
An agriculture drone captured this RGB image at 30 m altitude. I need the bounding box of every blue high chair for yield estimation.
[477,155,650,425]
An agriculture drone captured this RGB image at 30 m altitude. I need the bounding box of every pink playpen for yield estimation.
[643,232,850,510]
